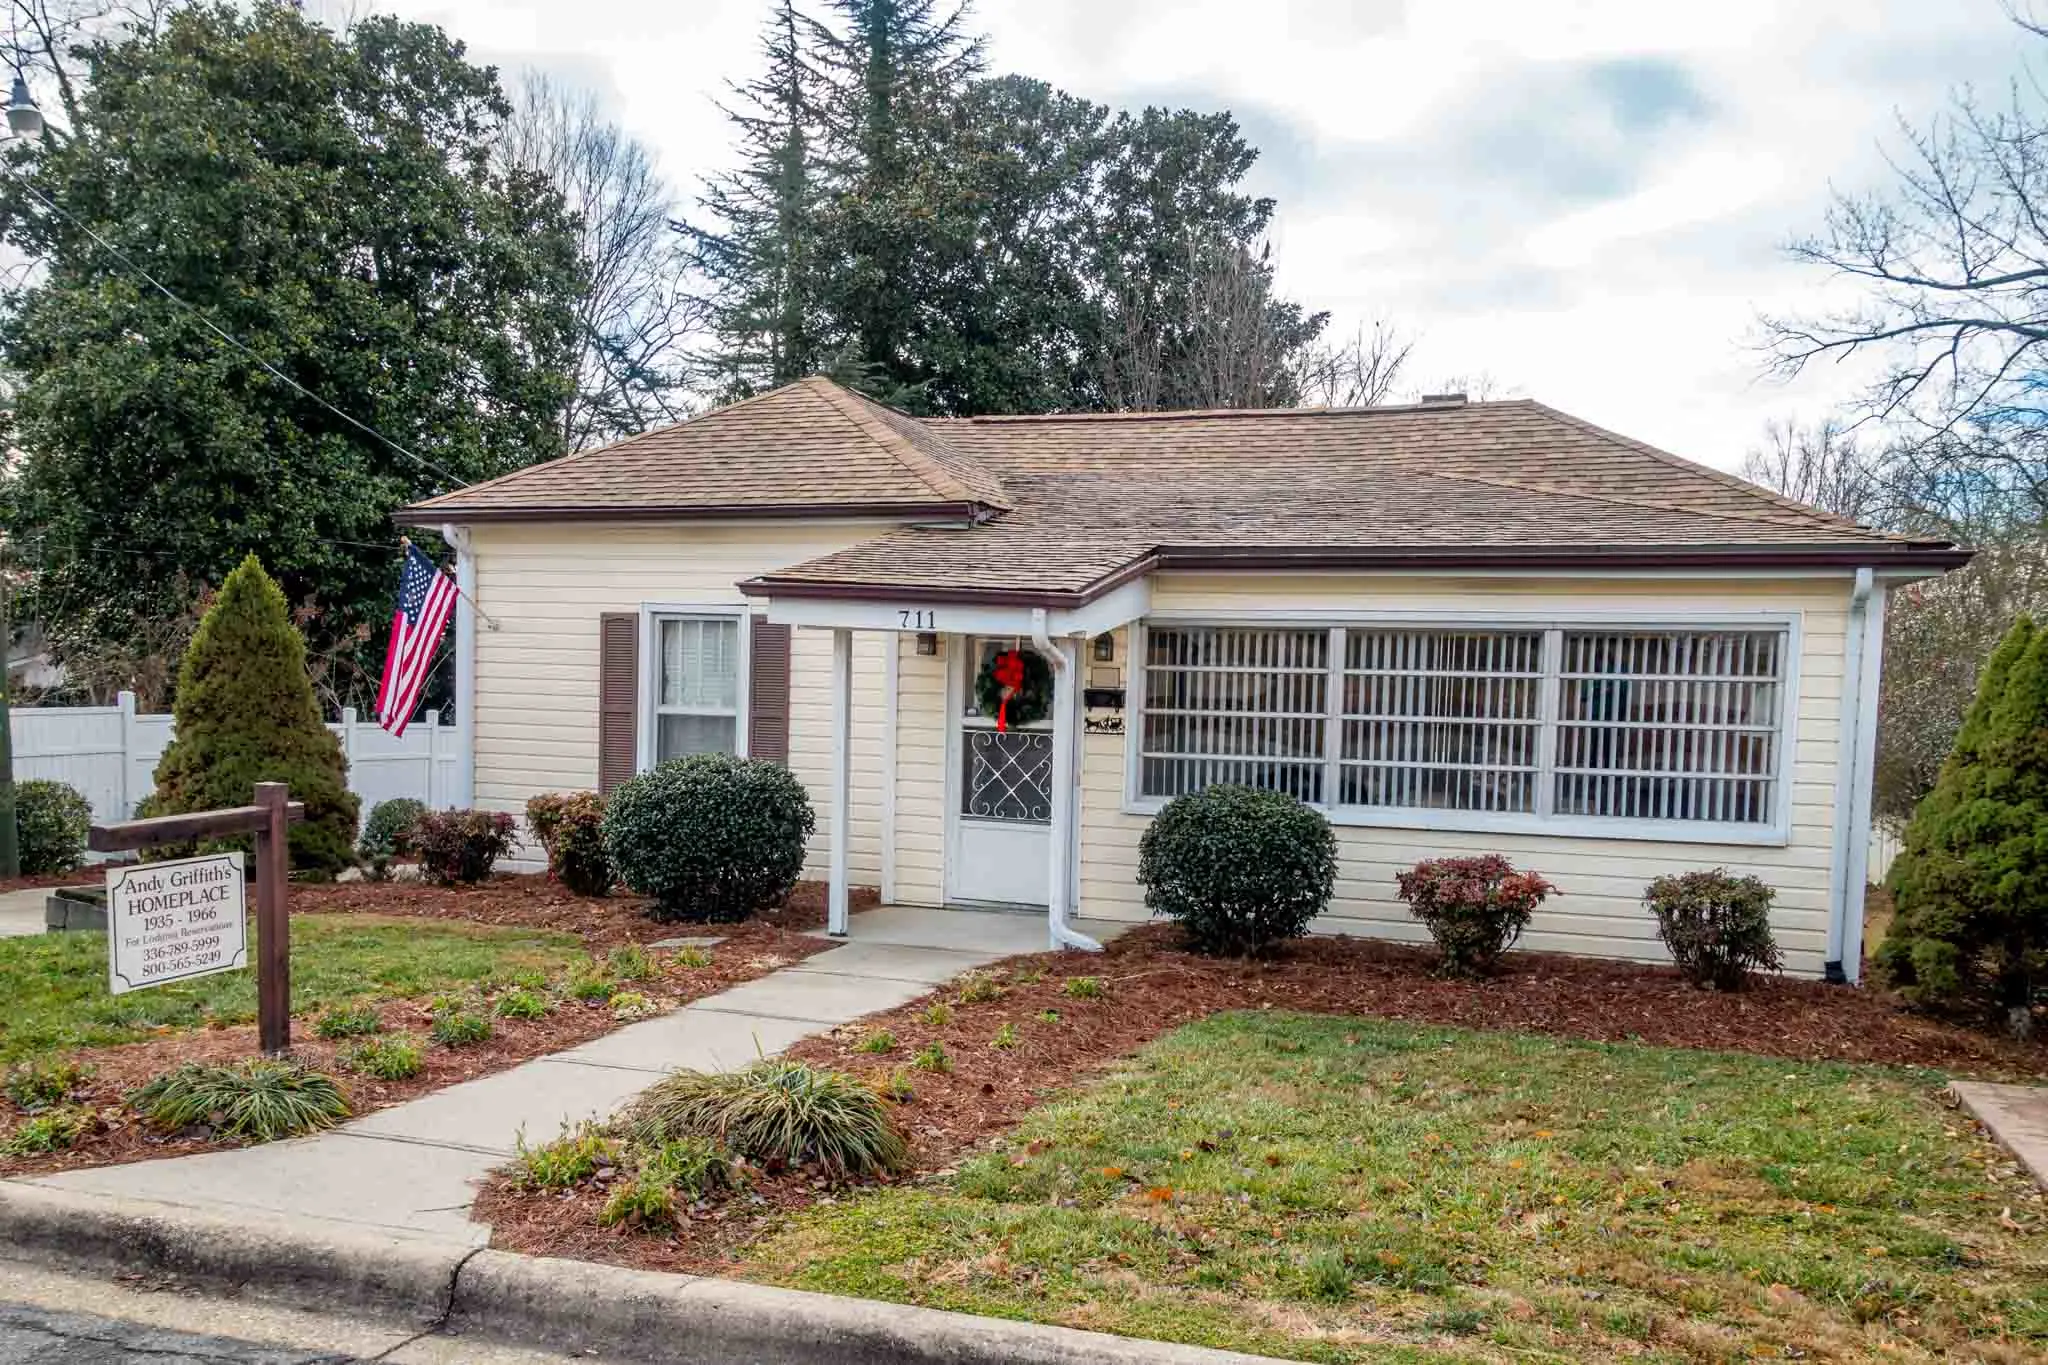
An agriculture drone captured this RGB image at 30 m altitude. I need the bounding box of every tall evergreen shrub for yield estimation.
[147,554,358,873]
[1879,616,2047,1037]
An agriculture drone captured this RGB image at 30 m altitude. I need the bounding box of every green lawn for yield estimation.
[751,1013,2046,1363]
[0,914,582,1065]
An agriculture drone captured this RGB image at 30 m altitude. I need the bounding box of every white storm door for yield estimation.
[949,637,1051,907]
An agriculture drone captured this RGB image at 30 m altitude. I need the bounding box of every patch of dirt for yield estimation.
[291,875,877,944]
[475,923,2048,1277]
[0,902,837,1176]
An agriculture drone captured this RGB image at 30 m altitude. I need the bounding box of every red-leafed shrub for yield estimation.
[525,791,613,897]
[1645,870,1781,991]
[411,809,517,886]
[1395,855,1556,978]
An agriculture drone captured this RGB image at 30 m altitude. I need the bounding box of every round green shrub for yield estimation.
[604,753,815,923]
[357,797,425,876]
[1137,785,1336,956]
[1644,870,1782,991]
[14,779,91,876]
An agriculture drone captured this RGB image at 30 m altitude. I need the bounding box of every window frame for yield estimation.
[635,603,752,773]
[1124,609,1802,846]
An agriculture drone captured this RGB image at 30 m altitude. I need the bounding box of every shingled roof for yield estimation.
[398,376,1009,522]
[398,377,1967,600]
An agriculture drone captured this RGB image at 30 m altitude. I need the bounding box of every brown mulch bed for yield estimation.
[0,871,101,894]
[0,888,839,1177]
[476,923,2048,1277]
[291,875,877,944]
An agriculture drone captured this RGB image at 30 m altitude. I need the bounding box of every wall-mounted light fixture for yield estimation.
[1092,633,1115,662]
[916,632,939,656]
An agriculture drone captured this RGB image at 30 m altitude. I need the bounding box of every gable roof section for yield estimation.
[396,375,1010,524]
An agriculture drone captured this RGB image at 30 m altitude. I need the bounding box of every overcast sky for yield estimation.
[332,0,2026,472]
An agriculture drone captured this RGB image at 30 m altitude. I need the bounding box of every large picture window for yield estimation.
[653,615,740,761]
[1136,622,1790,837]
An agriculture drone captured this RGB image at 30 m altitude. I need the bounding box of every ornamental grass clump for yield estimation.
[429,1007,493,1046]
[4,1060,92,1113]
[2,1107,96,1155]
[512,1121,620,1189]
[493,988,552,1020]
[1396,855,1556,978]
[1138,785,1336,956]
[1645,870,1782,991]
[525,791,613,897]
[603,753,814,923]
[128,1061,349,1142]
[313,1002,383,1039]
[623,1059,906,1178]
[338,1035,423,1081]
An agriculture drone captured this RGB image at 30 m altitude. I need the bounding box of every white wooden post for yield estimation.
[443,522,478,809]
[115,690,136,818]
[1046,637,1076,951]
[828,627,852,937]
[423,709,443,807]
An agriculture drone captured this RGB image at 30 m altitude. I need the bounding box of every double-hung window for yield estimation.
[652,614,742,761]
[1136,621,1791,839]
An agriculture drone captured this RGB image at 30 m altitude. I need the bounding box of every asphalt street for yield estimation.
[0,1303,358,1364]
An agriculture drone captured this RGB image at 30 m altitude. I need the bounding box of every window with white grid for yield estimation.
[1339,629,1544,813]
[1553,630,1783,824]
[1134,621,1791,835]
[1140,627,1329,803]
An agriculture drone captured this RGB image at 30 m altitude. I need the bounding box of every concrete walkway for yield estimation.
[0,889,50,939]
[1954,1080,2048,1190]
[21,911,1106,1246]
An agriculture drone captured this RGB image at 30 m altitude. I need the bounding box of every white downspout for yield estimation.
[1032,608,1100,952]
[1824,567,1875,983]
[441,522,478,811]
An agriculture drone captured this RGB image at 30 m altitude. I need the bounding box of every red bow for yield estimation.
[993,650,1026,731]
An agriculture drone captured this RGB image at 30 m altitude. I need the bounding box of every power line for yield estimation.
[7,176,476,491]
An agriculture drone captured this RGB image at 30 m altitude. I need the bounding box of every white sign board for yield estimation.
[106,853,247,995]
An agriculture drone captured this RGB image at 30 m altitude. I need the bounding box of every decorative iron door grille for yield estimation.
[962,729,1053,823]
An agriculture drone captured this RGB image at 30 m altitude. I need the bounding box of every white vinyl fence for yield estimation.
[10,691,461,830]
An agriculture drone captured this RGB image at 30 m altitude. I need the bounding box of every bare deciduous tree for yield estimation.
[1741,419,1891,524]
[501,72,705,450]
[1291,320,1413,408]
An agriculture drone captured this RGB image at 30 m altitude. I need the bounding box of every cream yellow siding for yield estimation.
[1071,573,1855,978]
[467,520,894,877]
[892,632,949,906]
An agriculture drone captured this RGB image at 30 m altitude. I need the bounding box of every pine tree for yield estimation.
[1880,615,2046,1036]
[807,0,984,404]
[148,555,360,874]
[686,0,827,397]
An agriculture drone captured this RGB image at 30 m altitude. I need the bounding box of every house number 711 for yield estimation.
[898,609,937,629]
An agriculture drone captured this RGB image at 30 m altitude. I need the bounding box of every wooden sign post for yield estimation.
[89,783,306,1055]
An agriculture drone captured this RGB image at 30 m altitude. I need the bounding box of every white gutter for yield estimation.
[1824,567,1876,983]
[1032,608,1100,952]
[441,522,479,810]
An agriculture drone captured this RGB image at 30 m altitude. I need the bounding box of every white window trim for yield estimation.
[636,603,752,773]
[1123,609,1803,847]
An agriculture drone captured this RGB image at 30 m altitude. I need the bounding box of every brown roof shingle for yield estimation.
[398,376,1009,521]
[398,378,1967,596]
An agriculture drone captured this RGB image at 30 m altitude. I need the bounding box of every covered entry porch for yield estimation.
[754,582,1150,951]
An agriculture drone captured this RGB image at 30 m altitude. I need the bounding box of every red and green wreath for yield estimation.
[974,646,1052,730]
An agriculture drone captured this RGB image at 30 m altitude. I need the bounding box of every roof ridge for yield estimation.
[408,384,807,510]
[934,399,1541,426]
[804,378,1007,507]
[1523,402,1882,535]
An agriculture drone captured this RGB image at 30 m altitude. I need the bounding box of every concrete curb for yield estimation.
[0,1182,465,1327]
[0,1182,1281,1364]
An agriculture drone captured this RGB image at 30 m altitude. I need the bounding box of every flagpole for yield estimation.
[398,536,500,632]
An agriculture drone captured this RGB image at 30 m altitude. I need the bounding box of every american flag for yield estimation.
[376,544,459,737]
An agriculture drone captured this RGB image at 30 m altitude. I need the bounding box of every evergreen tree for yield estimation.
[149,555,359,875]
[1880,615,2047,1037]
[807,0,984,406]
[687,0,827,398]
[0,3,582,699]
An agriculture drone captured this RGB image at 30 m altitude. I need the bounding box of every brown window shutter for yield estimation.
[749,621,792,764]
[598,612,639,793]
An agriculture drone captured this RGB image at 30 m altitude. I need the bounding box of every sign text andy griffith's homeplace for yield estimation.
[106,853,247,995]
